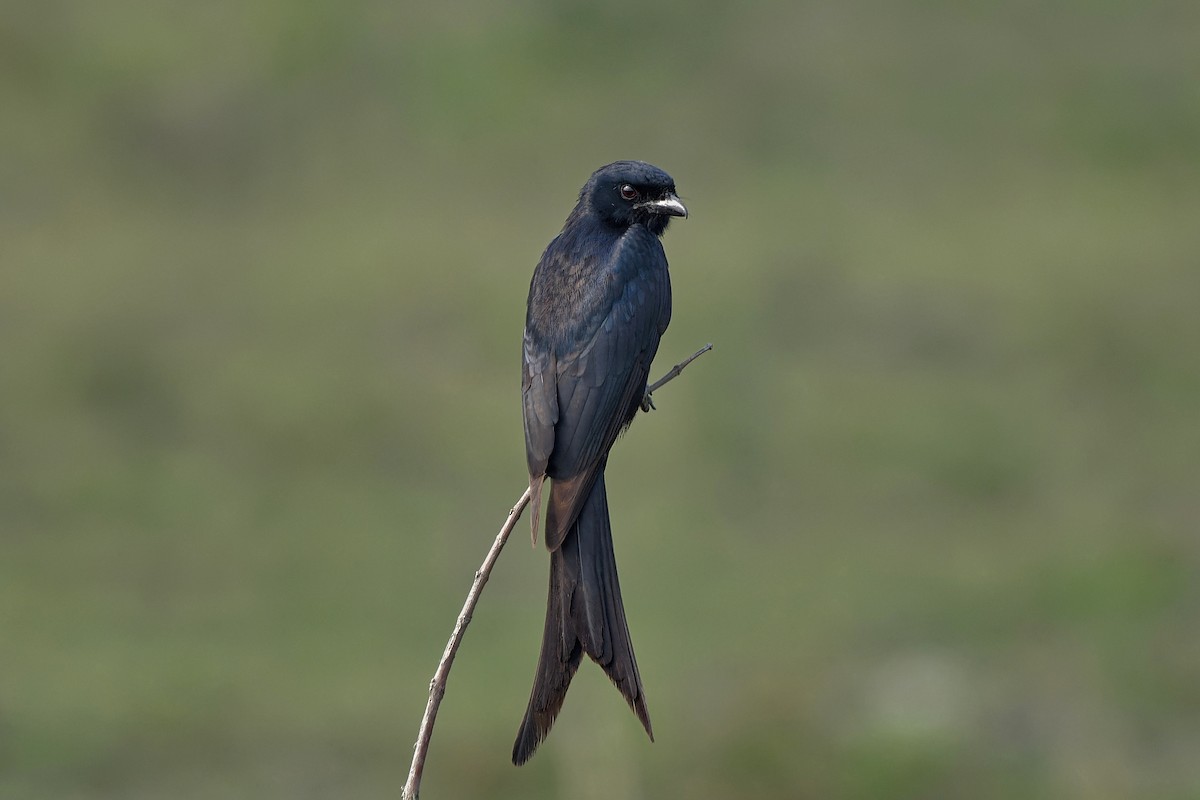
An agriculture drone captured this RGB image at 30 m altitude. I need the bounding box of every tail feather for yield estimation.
[512,472,652,765]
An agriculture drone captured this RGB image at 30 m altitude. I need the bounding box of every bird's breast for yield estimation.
[527,225,666,357]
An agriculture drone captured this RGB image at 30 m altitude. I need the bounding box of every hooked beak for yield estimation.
[638,193,688,219]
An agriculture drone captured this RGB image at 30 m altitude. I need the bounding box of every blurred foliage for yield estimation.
[3,1,1199,798]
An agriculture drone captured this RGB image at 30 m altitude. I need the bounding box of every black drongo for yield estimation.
[514,161,687,765]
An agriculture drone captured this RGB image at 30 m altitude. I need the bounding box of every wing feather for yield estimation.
[540,240,670,549]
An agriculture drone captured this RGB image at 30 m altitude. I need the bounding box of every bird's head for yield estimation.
[581,161,687,236]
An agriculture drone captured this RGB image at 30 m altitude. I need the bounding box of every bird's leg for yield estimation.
[640,391,656,413]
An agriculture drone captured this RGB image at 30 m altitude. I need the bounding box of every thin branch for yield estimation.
[642,342,713,411]
[648,342,712,395]
[402,343,712,800]
[403,488,532,800]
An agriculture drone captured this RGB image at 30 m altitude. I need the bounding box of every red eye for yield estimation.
[619,184,639,201]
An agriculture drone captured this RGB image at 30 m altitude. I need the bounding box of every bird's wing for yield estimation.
[541,251,670,550]
[523,328,558,477]
[522,328,558,543]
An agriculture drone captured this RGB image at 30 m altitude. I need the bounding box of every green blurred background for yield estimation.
[4,2,1199,798]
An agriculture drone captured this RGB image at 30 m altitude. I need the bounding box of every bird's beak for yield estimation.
[638,193,688,219]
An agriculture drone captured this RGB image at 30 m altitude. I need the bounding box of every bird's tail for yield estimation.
[512,472,652,765]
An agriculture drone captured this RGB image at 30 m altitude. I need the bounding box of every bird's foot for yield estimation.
[641,392,656,413]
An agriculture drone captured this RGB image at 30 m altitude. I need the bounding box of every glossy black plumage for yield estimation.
[514,161,686,765]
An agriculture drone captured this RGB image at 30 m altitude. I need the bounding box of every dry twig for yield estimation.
[402,343,712,800]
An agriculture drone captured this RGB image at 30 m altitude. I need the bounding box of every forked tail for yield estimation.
[512,472,652,765]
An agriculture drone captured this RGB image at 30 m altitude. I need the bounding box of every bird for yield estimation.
[514,161,687,765]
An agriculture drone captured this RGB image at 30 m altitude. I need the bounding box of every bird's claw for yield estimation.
[641,392,656,412]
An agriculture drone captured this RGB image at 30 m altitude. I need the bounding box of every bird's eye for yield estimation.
[619,184,639,201]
